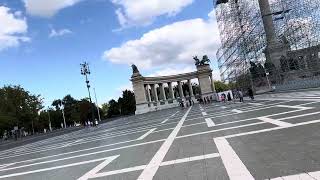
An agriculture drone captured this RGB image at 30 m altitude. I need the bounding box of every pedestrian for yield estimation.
[220,94,225,102]
[238,90,244,102]
[222,93,226,103]
[227,92,232,101]
[248,88,254,100]
[204,98,207,104]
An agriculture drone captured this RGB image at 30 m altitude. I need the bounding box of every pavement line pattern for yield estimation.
[276,104,311,110]
[160,153,220,166]
[176,122,265,139]
[214,137,254,180]
[205,118,215,127]
[257,117,293,127]
[161,119,169,124]
[269,170,320,179]
[161,111,179,124]
[92,153,220,178]
[77,155,120,180]
[224,119,320,139]
[0,139,165,170]
[276,111,320,121]
[202,112,207,116]
[137,128,157,140]
[0,163,15,170]
[232,109,243,113]
[248,103,263,106]
[137,107,192,180]
[0,155,120,179]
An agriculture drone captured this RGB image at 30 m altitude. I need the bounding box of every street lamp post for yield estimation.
[80,62,95,125]
[93,88,101,122]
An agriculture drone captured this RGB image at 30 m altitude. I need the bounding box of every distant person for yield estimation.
[222,93,226,103]
[248,88,254,100]
[238,90,244,102]
[220,94,225,103]
[189,99,192,106]
[227,92,232,101]
[207,97,210,103]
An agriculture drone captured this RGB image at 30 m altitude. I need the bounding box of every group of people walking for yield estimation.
[220,88,254,103]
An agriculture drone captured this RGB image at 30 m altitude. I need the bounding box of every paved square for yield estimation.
[2,91,320,179]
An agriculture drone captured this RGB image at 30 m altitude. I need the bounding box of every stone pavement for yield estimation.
[2,94,320,179]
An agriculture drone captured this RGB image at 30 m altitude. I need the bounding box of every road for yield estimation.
[1,92,320,179]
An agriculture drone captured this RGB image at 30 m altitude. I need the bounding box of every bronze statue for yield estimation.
[193,56,201,66]
[201,55,211,64]
[131,64,139,74]
[194,55,211,66]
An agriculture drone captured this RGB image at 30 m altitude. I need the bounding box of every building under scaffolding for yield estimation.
[215,0,320,91]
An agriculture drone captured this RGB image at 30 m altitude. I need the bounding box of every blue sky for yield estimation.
[0,0,221,107]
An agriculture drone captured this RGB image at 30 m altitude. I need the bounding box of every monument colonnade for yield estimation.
[131,64,217,114]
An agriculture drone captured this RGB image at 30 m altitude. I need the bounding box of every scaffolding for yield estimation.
[215,0,320,88]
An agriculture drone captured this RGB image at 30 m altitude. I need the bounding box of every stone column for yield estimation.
[257,0,277,46]
[145,84,152,104]
[168,82,175,100]
[151,84,159,103]
[187,79,194,97]
[258,0,287,69]
[159,83,167,104]
[177,81,185,99]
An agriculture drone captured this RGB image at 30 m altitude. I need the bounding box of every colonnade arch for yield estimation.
[131,64,217,114]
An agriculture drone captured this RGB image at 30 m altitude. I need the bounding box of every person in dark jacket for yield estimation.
[227,92,232,101]
[248,88,254,100]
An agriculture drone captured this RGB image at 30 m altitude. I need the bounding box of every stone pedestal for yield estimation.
[136,103,150,114]
[197,64,215,98]
[264,42,288,69]
[131,72,148,115]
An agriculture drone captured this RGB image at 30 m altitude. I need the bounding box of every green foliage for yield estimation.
[107,90,136,118]
[101,103,109,118]
[118,90,136,115]
[107,99,120,118]
[0,85,43,135]
[214,81,230,92]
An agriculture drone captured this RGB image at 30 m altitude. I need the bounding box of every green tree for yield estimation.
[107,99,120,118]
[62,95,79,126]
[214,81,230,92]
[101,103,109,118]
[118,90,136,115]
[0,85,43,135]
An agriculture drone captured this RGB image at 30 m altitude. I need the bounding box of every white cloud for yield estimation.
[49,28,72,38]
[24,0,82,17]
[0,6,29,51]
[112,0,194,27]
[103,10,221,70]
